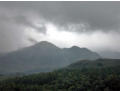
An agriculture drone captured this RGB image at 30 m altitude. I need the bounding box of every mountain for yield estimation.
[68,58,120,69]
[63,46,100,63]
[0,41,100,74]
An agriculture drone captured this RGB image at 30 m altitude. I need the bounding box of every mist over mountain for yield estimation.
[0,41,100,74]
[99,51,120,59]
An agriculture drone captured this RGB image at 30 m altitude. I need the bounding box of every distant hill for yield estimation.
[0,41,100,74]
[68,58,120,69]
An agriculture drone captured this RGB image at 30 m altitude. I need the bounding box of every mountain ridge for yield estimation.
[0,41,100,74]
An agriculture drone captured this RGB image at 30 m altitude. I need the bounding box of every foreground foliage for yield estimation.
[0,65,120,91]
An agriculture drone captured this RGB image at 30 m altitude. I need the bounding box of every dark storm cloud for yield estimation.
[1,2,120,31]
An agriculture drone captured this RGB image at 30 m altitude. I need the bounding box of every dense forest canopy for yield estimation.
[0,59,120,91]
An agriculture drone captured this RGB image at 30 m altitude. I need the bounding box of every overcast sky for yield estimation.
[0,1,120,53]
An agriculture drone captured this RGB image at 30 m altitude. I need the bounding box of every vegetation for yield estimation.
[0,59,120,91]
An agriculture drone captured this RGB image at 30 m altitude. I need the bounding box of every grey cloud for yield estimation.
[0,18,26,53]
[14,15,47,34]
[1,2,120,31]
[2,2,120,32]
[28,37,38,44]
[0,2,120,53]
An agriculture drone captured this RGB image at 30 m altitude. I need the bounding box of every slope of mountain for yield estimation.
[0,41,100,74]
[0,41,66,74]
[68,58,120,69]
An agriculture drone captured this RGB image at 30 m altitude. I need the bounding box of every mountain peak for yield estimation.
[71,46,80,49]
[32,41,60,51]
[70,46,92,52]
[34,41,56,47]
[39,41,53,45]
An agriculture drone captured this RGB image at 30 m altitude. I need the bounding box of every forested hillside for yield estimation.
[0,59,120,91]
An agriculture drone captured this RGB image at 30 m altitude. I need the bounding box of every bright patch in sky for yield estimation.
[25,22,120,52]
